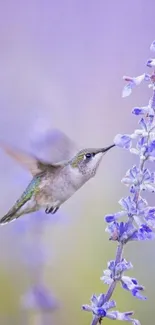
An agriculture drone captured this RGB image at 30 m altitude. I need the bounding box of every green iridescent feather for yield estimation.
[71,151,85,168]
[3,175,41,218]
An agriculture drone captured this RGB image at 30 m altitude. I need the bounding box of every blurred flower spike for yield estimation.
[21,285,59,311]
[83,40,155,325]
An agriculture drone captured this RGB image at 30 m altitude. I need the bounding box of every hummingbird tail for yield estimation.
[0,176,41,225]
[0,198,37,224]
[0,195,31,224]
[0,209,20,224]
[0,193,30,224]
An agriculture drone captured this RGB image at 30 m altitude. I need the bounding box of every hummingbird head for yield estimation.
[70,144,115,179]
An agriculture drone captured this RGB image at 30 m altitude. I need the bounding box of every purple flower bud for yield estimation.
[119,196,134,214]
[147,59,155,67]
[139,118,147,130]
[145,207,155,227]
[91,294,99,306]
[132,289,146,300]
[105,215,115,223]
[105,211,126,223]
[108,260,115,270]
[115,259,133,274]
[82,305,92,312]
[100,270,113,285]
[132,107,148,116]
[103,300,116,310]
[150,40,155,52]
[90,293,105,307]
[136,136,147,150]
[148,140,155,155]
[122,83,133,97]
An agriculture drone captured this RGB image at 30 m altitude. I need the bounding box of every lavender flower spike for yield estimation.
[83,40,155,325]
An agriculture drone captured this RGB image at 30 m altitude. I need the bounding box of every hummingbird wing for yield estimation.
[0,141,62,176]
[29,127,79,163]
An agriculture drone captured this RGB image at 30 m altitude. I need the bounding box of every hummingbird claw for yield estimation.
[45,206,59,214]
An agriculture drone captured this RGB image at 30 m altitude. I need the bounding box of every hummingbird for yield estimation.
[0,130,115,224]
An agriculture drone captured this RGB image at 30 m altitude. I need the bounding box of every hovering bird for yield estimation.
[0,129,115,224]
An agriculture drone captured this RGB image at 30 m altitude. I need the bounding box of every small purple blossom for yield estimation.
[122,74,150,97]
[82,295,116,317]
[105,195,149,229]
[101,258,133,284]
[132,224,155,241]
[118,196,147,217]
[121,276,146,300]
[106,310,140,324]
[114,134,133,149]
[122,166,155,193]
[83,296,139,325]
[105,221,140,243]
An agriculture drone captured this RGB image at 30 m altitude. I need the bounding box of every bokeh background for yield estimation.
[0,1,155,324]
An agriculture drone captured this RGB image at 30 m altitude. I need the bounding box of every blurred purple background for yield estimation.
[0,1,154,325]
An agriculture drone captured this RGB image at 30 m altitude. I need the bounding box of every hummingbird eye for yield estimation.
[85,152,95,159]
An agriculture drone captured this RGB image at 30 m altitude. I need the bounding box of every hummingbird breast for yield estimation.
[35,165,85,207]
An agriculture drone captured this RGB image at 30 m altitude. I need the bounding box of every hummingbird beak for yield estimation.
[100,144,115,153]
